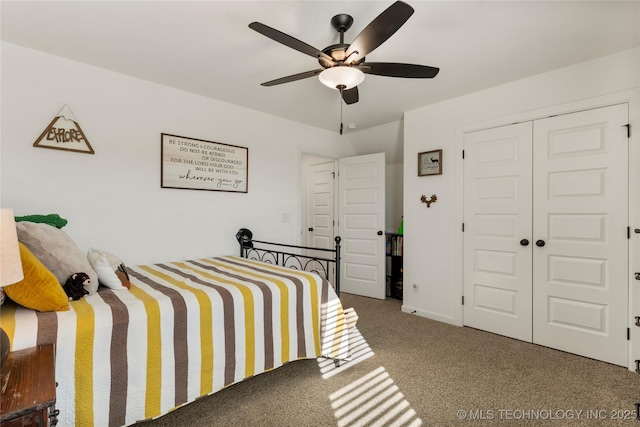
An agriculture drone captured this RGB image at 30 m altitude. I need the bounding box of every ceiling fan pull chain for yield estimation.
[339,86,344,135]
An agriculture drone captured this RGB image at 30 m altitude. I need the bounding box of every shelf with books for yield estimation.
[385,233,403,299]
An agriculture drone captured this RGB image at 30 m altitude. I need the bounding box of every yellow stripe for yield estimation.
[127,283,162,418]
[72,298,95,427]
[201,258,291,363]
[178,261,258,377]
[139,265,214,395]
[0,303,17,349]
[201,258,294,363]
[309,278,320,353]
[225,257,322,354]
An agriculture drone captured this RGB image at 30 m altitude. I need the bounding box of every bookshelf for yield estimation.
[385,233,403,299]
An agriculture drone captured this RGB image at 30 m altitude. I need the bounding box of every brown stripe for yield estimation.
[35,311,58,346]
[217,258,309,358]
[189,260,275,371]
[156,263,237,387]
[129,267,190,406]
[97,289,129,427]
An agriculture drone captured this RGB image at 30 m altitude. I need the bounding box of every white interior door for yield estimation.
[305,161,337,284]
[307,162,335,250]
[532,104,629,366]
[463,122,533,341]
[338,153,386,299]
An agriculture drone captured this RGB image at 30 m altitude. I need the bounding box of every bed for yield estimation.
[0,228,350,426]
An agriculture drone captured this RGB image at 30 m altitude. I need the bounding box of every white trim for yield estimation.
[401,304,458,325]
[627,90,640,372]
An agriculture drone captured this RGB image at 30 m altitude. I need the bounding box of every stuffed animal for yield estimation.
[63,272,91,301]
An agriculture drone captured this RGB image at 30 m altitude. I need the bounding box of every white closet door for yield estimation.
[463,122,533,341]
[532,104,629,366]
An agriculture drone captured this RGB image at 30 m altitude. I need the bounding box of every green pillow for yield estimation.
[15,214,68,229]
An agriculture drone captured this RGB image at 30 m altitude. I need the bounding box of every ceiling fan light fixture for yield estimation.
[319,66,364,90]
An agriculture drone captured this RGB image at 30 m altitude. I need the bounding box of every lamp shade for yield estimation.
[318,66,365,90]
[1,208,24,287]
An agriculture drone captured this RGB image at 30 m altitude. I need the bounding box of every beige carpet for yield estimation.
[141,293,639,426]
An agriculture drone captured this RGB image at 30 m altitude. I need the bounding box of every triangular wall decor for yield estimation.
[33,105,94,154]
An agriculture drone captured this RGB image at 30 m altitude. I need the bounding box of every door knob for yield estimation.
[308,227,313,232]
[520,239,529,246]
[535,240,546,247]
[377,230,383,236]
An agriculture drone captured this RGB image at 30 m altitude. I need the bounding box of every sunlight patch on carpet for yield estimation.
[318,327,374,379]
[329,366,423,427]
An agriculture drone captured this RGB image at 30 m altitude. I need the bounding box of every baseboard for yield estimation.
[400,304,462,326]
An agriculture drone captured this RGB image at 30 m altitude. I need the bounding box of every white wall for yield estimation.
[0,42,356,265]
[402,47,640,368]
[348,120,403,165]
[385,163,403,233]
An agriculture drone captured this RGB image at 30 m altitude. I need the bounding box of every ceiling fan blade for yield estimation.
[260,69,323,87]
[362,62,439,78]
[344,1,414,65]
[249,22,335,64]
[341,86,359,105]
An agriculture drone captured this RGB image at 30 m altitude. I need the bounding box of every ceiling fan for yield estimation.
[248,0,440,107]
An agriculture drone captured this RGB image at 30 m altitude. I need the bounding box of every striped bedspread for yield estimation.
[0,256,351,426]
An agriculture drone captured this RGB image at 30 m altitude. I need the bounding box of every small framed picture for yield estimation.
[418,149,442,176]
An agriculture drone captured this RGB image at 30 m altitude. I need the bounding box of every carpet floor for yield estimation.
[141,293,639,426]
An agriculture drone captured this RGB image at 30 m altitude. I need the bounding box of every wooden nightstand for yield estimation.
[0,344,57,426]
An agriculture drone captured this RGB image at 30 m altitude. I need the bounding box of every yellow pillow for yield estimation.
[3,243,70,312]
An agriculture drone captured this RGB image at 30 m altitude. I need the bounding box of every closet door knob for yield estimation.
[520,239,529,246]
[377,230,383,236]
[535,240,546,247]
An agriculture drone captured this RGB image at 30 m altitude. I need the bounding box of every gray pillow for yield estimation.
[16,222,99,294]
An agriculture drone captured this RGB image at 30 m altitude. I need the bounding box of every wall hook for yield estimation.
[420,194,437,207]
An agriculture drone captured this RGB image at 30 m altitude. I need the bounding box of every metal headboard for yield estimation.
[236,228,341,295]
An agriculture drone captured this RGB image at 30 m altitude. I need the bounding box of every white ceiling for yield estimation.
[2,1,639,139]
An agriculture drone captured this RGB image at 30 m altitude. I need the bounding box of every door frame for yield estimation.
[453,89,639,372]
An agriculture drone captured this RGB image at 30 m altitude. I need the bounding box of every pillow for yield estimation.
[87,248,129,290]
[16,222,99,294]
[3,243,69,312]
[14,213,68,229]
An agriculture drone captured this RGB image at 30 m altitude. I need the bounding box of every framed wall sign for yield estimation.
[418,149,442,176]
[161,133,248,193]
